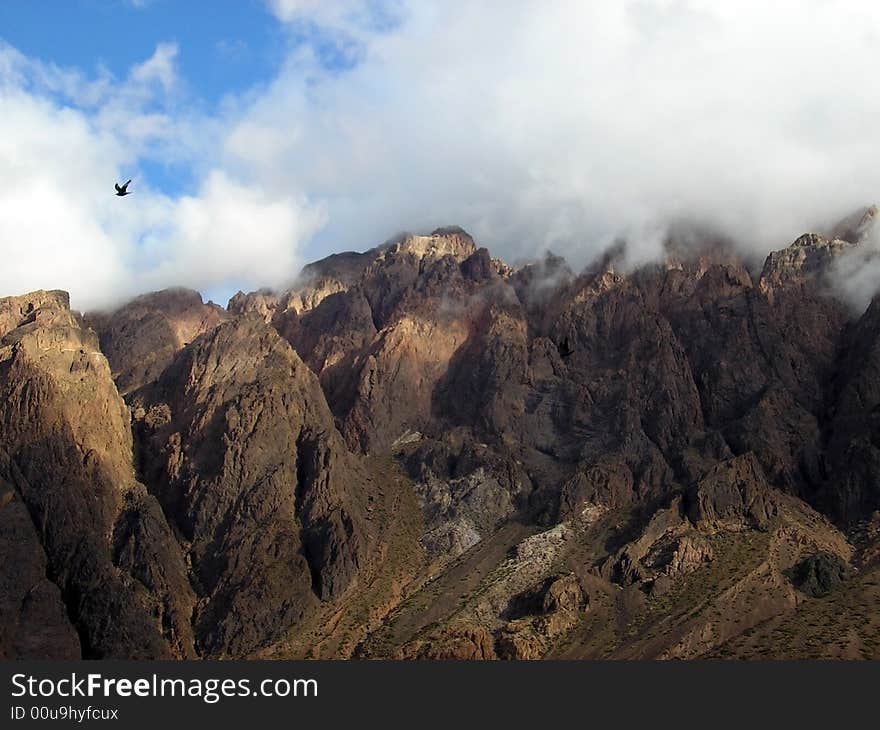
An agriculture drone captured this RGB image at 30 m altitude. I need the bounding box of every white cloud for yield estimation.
[0,84,129,303]
[135,170,325,294]
[268,0,345,24]
[4,2,880,311]
[129,42,179,94]
[267,0,394,31]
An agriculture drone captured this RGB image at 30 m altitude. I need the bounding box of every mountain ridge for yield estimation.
[3,216,880,659]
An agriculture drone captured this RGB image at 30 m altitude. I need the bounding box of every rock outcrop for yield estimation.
[0,291,195,658]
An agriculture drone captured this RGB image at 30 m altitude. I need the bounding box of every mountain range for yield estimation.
[2,210,880,659]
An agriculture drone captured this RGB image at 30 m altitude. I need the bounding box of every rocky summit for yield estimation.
[3,217,880,660]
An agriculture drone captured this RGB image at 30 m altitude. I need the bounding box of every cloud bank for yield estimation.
[3,1,880,309]
[253,0,880,265]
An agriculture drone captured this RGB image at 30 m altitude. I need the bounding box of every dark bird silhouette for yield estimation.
[114,179,132,196]
[557,336,574,358]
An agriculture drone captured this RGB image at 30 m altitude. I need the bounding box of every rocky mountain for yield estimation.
[2,213,880,660]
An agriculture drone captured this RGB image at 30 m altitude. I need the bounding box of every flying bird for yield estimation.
[114,179,132,196]
[558,337,574,358]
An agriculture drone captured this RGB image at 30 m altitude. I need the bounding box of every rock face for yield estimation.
[0,291,195,658]
[821,294,880,522]
[0,477,80,659]
[86,288,228,395]
[129,315,369,656]
[4,214,880,660]
[0,291,374,659]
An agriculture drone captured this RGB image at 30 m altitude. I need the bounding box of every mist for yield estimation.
[830,220,880,313]
[250,1,880,266]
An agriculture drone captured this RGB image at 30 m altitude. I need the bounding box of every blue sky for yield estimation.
[0,1,284,107]
[0,2,879,311]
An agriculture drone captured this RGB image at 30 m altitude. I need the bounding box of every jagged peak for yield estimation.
[386,227,477,262]
[830,204,878,243]
[0,289,73,340]
[0,288,70,313]
[227,288,278,320]
[114,287,207,312]
[758,231,858,301]
[767,230,855,259]
[513,250,574,279]
[430,225,471,237]
[298,250,374,286]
